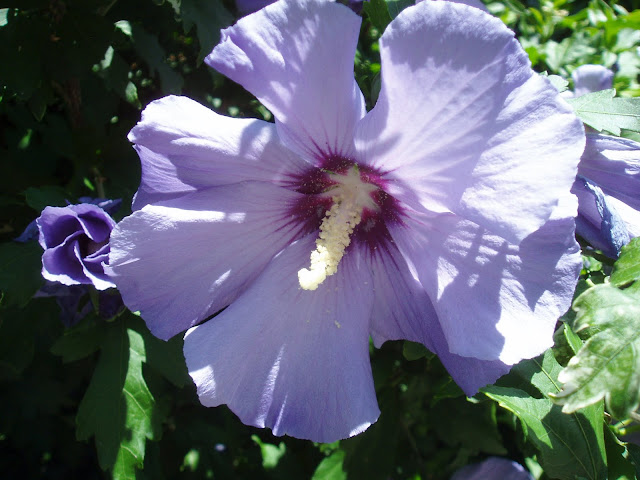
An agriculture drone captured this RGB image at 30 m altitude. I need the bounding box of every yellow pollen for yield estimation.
[298,193,363,290]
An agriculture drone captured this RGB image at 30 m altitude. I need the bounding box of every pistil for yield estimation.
[298,166,377,290]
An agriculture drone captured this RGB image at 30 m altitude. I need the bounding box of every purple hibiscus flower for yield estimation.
[236,0,366,16]
[109,0,584,442]
[562,65,640,256]
[573,134,640,256]
[37,203,117,291]
[451,457,534,480]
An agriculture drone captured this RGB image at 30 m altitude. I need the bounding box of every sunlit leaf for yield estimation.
[312,450,347,480]
[552,283,640,420]
[251,435,286,469]
[610,238,640,287]
[484,351,606,480]
[567,89,640,135]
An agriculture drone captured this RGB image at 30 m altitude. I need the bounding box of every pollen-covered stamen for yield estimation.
[298,166,378,290]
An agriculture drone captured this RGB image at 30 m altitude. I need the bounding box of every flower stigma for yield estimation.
[298,166,378,290]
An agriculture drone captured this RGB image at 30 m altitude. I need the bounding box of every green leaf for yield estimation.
[627,443,640,477]
[0,240,43,308]
[552,284,640,420]
[50,315,107,363]
[312,450,347,480]
[546,74,570,93]
[611,238,640,287]
[567,89,640,135]
[0,305,36,380]
[342,389,400,480]
[604,427,637,480]
[24,185,69,212]
[402,340,430,361]
[94,46,141,108]
[251,435,286,469]
[564,322,584,355]
[180,0,233,64]
[116,21,183,95]
[76,319,161,479]
[142,328,190,388]
[385,0,414,20]
[544,36,596,72]
[363,0,393,32]
[484,351,606,480]
[432,396,506,455]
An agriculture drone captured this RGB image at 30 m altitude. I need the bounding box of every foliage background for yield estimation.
[1,0,640,478]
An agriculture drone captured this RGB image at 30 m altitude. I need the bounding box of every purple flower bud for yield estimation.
[451,457,534,480]
[36,203,117,290]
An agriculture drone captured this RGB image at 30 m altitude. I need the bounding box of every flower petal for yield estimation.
[572,64,614,98]
[207,0,365,161]
[366,245,510,394]
[109,182,306,340]
[578,134,640,211]
[81,245,116,291]
[235,0,275,16]
[572,176,630,257]
[41,235,87,285]
[184,236,379,442]
[389,197,581,364]
[128,95,309,209]
[355,1,583,243]
[607,196,640,237]
[37,204,114,248]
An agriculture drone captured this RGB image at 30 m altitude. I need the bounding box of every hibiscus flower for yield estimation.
[563,65,640,257]
[109,0,584,441]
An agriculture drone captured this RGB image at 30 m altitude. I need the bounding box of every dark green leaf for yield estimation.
[76,319,162,479]
[402,340,430,361]
[628,443,640,477]
[432,396,506,455]
[94,46,141,108]
[0,241,43,308]
[604,426,637,480]
[0,305,36,379]
[343,390,400,480]
[50,316,106,363]
[142,329,190,388]
[116,21,183,95]
[567,89,640,135]
[180,0,233,64]
[24,185,69,212]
